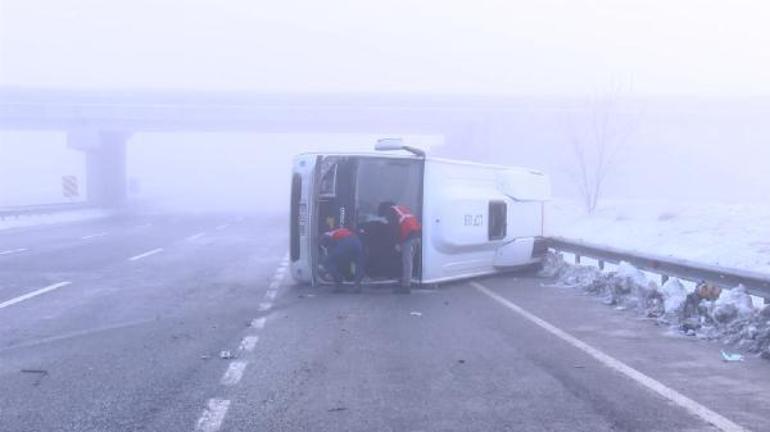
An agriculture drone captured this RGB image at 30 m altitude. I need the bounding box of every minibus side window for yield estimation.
[488,201,507,240]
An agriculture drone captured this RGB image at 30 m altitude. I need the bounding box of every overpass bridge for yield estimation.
[0,87,570,206]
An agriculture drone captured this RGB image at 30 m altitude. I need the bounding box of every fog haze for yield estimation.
[2,1,769,210]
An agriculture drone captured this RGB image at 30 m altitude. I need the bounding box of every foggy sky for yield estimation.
[2,1,770,96]
[2,1,770,211]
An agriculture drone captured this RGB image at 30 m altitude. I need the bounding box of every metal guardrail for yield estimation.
[547,237,770,301]
[0,202,91,220]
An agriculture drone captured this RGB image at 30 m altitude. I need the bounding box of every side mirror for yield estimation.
[374,138,426,157]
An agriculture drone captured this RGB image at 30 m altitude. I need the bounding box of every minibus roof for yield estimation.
[295,152,546,176]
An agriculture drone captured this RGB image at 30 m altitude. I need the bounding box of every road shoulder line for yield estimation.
[472,280,750,432]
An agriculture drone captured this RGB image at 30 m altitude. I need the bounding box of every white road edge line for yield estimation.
[258,302,272,312]
[195,398,230,432]
[128,248,164,261]
[239,335,259,352]
[0,281,72,310]
[264,290,277,301]
[0,248,28,255]
[220,361,248,386]
[472,281,750,432]
[250,317,266,329]
[187,232,206,241]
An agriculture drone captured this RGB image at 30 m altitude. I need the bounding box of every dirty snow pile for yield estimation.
[540,252,770,360]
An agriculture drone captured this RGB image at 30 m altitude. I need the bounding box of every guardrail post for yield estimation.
[575,254,581,264]
[661,274,669,285]
[598,260,605,270]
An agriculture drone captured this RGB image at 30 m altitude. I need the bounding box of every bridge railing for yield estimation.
[0,202,91,221]
[547,237,770,301]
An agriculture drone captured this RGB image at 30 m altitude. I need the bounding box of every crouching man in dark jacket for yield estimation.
[320,227,365,293]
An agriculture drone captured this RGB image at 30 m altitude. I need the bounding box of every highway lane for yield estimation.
[1,213,769,432]
[0,213,286,432]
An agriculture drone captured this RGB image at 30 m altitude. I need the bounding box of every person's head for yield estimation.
[377,201,396,216]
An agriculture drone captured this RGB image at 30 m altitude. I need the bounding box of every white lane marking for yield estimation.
[258,302,272,312]
[195,398,230,432]
[215,224,229,231]
[81,232,107,240]
[187,232,206,241]
[472,281,750,432]
[128,248,164,261]
[0,248,28,256]
[239,336,259,352]
[250,317,266,329]
[0,282,72,310]
[220,361,248,386]
[268,281,280,290]
[264,290,277,301]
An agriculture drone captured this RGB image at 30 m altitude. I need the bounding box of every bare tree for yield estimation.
[568,85,635,213]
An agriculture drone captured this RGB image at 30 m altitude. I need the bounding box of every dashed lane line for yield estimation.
[128,248,164,261]
[239,336,259,352]
[0,248,28,256]
[194,399,230,432]
[250,317,266,329]
[191,256,285,431]
[472,281,750,432]
[0,281,72,310]
[220,361,248,386]
[187,232,206,241]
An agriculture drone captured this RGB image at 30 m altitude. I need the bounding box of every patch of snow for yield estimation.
[660,279,688,317]
[547,199,770,275]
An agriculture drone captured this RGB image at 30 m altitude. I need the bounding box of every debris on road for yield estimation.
[219,350,236,360]
[409,311,423,317]
[328,407,347,412]
[721,350,745,362]
[201,355,210,360]
[542,251,770,360]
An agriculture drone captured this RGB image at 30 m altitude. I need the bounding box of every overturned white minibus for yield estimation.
[290,140,551,286]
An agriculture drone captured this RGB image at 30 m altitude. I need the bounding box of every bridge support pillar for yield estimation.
[68,130,129,207]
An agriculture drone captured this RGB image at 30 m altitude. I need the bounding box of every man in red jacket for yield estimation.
[320,227,364,293]
[378,201,421,293]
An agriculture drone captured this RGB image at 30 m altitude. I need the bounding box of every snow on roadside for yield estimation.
[0,209,109,231]
[541,252,770,360]
[547,199,770,276]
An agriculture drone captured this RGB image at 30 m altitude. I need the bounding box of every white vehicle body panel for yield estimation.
[290,152,550,285]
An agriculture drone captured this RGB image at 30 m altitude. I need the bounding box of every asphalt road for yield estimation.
[1,212,769,432]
